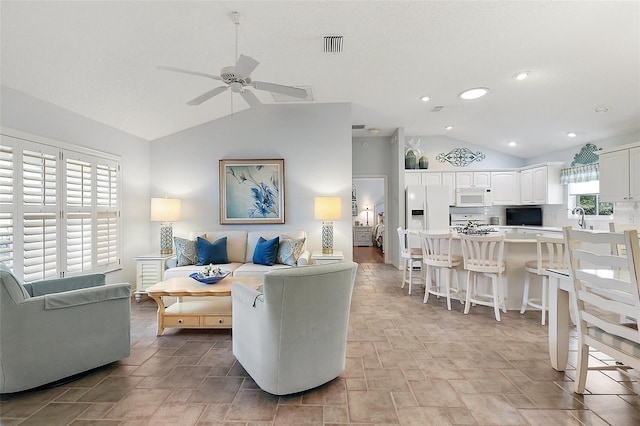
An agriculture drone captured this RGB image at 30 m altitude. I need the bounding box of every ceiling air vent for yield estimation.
[431,105,444,112]
[352,124,365,130]
[324,35,343,53]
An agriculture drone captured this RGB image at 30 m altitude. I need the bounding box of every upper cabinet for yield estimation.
[456,171,491,188]
[599,144,640,202]
[520,165,563,205]
[491,171,520,205]
[405,171,456,205]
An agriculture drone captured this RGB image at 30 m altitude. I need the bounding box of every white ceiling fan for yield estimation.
[158,12,308,109]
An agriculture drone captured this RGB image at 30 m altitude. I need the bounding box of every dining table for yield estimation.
[546,268,572,371]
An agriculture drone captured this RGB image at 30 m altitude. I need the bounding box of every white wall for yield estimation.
[149,103,353,260]
[0,85,151,285]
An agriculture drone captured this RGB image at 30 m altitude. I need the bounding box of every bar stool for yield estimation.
[459,233,506,321]
[420,230,462,310]
[519,235,566,325]
[397,227,423,295]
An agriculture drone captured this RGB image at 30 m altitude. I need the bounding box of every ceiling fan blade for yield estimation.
[186,86,228,106]
[240,89,264,110]
[234,54,259,78]
[157,65,221,80]
[252,81,308,99]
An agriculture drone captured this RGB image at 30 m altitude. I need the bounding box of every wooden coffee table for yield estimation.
[146,275,262,336]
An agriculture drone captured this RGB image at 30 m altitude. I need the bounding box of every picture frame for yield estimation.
[219,159,285,224]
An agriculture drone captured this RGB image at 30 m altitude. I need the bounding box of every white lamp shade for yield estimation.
[314,197,341,221]
[150,198,182,222]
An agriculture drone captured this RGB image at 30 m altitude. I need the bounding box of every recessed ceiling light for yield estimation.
[420,95,431,102]
[595,106,612,113]
[445,125,453,130]
[508,141,517,147]
[367,128,380,135]
[514,71,530,80]
[567,132,577,138]
[459,87,489,100]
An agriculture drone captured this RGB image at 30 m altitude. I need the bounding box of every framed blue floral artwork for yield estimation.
[219,159,285,224]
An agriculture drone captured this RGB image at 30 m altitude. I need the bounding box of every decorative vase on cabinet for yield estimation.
[418,156,429,169]
[405,150,416,169]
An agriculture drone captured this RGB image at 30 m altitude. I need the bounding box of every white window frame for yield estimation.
[567,181,614,220]
[1,129,122,282]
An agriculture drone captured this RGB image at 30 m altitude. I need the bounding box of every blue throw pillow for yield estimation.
[196,237,229,265]
[253,236,280,266]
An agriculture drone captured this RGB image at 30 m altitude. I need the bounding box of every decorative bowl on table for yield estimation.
[189,266,230,284]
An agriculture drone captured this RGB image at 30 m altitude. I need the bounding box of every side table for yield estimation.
[311,250,344,265]
[134,253,174,302]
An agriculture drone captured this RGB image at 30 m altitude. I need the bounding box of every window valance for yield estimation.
[560,163,599,184]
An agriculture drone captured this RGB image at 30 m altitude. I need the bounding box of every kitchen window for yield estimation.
[569,181,613,217]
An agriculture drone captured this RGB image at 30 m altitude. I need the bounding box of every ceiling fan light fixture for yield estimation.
[459,87,489,100]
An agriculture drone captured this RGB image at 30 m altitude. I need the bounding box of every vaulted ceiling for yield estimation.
[1,1,638,158]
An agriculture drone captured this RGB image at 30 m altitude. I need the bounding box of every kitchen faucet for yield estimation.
[572,206,586,229]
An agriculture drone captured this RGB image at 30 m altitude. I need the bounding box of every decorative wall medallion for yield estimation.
[570,143,600,166]
[436,148,485,167]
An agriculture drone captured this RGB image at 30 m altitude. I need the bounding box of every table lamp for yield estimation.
[314,196,341,254]
[150,197,181,254]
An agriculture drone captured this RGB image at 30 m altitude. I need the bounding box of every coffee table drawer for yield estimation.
[203,315,232,327]
[165,316,200,327]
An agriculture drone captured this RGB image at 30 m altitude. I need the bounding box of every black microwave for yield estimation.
[506,207,543,226]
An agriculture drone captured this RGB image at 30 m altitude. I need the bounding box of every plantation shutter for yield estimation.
[1,130,122,280]
[0,142,14,268]
[96,159,120,269]
[64,153,93,275]
[22,143,59,282]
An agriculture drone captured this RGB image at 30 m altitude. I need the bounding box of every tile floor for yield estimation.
[2,262,640,425]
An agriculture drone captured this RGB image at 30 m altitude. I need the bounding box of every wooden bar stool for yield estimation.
[420,230,462,310]
[397,227,423,295]
[520,235,566,325]
[460,233,506,321]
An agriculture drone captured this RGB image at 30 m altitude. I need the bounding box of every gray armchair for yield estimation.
[0,263,131,393]
[232,262,358,395]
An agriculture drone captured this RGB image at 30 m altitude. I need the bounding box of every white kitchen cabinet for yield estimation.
[491,171,520,205]
[599,144,640,202]
[456,171,491,188]
[404,171,455,205]
[520,165,563,205]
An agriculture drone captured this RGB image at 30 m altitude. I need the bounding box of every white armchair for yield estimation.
[232,262,358,395]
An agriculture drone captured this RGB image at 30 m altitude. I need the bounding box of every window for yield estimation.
[568,181,613,217]
[0,133,121,282]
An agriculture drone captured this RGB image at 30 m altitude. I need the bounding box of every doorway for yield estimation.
[352,176,387,264]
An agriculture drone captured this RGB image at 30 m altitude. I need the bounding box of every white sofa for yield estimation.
[164,230,310,279]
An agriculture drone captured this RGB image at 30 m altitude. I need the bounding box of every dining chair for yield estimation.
[459,233,506,321]
[520,235,566,325]
[397,227,423,295]
[564,226,640,394]
[419,230,462,310]
[609,222,639,256]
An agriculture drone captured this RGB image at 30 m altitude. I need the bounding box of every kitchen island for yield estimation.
[447,226,563,311]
